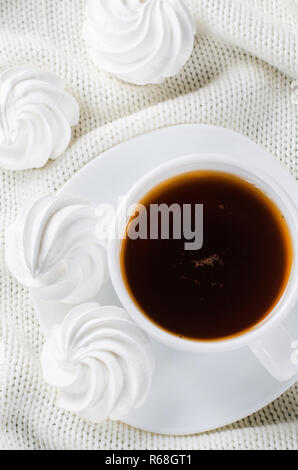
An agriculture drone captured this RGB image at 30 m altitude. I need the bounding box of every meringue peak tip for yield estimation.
[83,0,196,86]
[5,194,108,304]
[42,302,154,423]
[0,65,80,171]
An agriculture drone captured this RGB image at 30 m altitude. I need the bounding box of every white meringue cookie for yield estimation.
[6,195,108,304]
[41,302,154,422]
[0,66,79,170]
[83,0,196,85]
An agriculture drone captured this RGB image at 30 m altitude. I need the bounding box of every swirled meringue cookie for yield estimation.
[6,195,108,304]
[41,302,154,422]
[83,0,196,85]
[0,66,79,170]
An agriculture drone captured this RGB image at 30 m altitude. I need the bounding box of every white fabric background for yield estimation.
[0,0,297,450]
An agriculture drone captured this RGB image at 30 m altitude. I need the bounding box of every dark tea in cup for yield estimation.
[120,171,293,341]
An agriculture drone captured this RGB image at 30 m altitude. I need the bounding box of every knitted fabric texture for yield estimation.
[0,0,297,450]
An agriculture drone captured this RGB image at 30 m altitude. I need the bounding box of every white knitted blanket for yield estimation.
[0,0,297,450]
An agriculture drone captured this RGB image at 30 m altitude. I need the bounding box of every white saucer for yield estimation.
[33,125,298,435]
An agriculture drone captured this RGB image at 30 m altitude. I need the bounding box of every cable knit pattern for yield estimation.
[0,0,297,450]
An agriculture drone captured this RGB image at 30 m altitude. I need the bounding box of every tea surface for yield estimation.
[121,171,292,340]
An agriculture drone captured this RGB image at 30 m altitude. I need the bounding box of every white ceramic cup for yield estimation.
[108,154,298,381]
